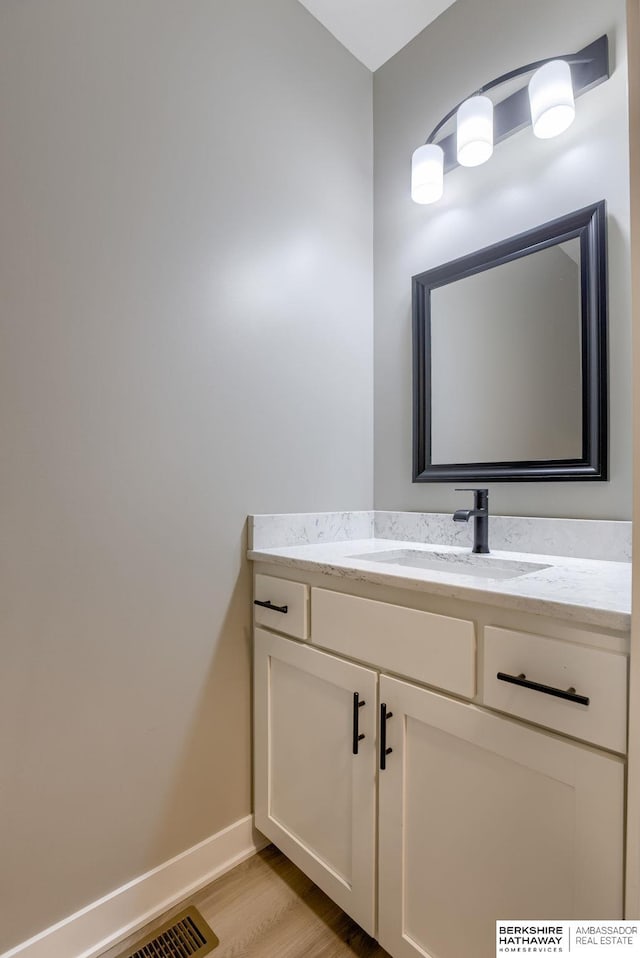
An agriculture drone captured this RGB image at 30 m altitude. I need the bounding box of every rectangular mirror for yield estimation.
[412,201,608,482]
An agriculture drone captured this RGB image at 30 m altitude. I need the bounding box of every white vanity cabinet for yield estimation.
[254,628,378,935]
[253,571,627,958]
[378,675,624,958]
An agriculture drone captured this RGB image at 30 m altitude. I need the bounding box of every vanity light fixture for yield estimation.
[529,59,576,139]
[411,144,445,204]
[456,95,494,167]
[411,34,609,205]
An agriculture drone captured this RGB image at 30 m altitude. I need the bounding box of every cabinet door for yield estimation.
[378,675,624,958]
[254,628,378,935]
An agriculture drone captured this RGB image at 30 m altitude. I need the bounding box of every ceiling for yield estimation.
[296,0,458,72]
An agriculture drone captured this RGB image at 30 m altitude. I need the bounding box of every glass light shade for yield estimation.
[456,95,494,167]
[528,59,575,139]
[411,144,444,205]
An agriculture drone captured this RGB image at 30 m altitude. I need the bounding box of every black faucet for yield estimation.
[453,488,490,554]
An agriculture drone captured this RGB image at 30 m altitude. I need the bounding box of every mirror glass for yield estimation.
[412,201,607,482]
[430,239,582,465]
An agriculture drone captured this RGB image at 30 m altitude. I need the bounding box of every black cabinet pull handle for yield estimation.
[497,671,590,707]
[254,599,288,614]
[380,703,394,770]
[352,692,366,754]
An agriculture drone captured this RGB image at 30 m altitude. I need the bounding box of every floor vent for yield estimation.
[115,906,219,958]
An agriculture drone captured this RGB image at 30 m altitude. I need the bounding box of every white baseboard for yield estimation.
[1,815,268,958]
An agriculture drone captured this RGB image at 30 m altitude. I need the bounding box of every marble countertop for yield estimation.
[248,537,631,632]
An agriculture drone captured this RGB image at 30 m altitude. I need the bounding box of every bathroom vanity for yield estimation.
[249,512,631,958]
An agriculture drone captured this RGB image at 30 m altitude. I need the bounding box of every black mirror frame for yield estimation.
[412,200,608,483]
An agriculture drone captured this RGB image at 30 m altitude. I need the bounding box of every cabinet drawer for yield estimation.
[311,588,475,698]
[254,574,309,639]
[483,626,627,752]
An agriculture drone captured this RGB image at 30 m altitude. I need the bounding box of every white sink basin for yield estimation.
[349,548,551,580]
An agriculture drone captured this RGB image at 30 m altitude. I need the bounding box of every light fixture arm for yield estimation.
[423,34,609,172]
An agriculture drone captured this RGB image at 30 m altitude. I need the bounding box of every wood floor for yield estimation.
[100,845,390,958]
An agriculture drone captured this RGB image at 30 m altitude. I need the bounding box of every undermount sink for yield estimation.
[349,548,551,580]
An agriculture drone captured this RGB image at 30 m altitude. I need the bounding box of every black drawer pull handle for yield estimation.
[352,692,366,754]
[497,671,590,707]
[380,703,394,770]
[254,599,288,614]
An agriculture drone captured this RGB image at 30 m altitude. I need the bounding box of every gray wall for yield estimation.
[0,1,373,950]
[373,0,631,518]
